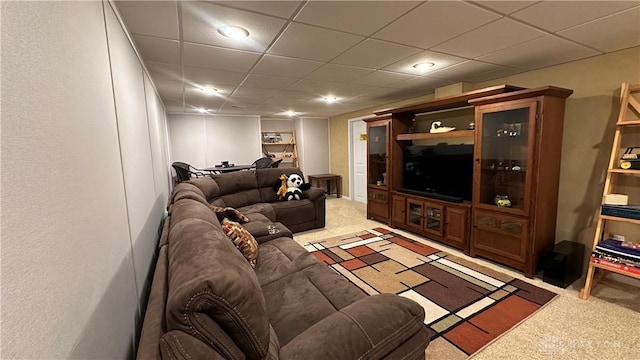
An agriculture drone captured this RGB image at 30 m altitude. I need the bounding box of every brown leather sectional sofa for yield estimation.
[137,168,430,359]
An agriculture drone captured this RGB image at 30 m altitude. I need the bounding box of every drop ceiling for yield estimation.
[114,1,640,118]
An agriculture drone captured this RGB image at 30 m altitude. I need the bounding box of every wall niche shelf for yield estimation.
[397,130,475,141]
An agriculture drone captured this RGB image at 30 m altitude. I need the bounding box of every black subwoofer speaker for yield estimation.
[542,241,585,288]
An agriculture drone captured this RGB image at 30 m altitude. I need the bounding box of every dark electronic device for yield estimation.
[620,147,640,170]
[542,241,585,288]
[401,144,474,202]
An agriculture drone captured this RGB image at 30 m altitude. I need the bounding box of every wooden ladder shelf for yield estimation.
[580,82,640,299]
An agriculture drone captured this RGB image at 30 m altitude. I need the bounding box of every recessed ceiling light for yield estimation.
[197,108,208,113]
[218,25,249,39]
[199,86,218,95]
[413,62,435,71]
[323,97,338,103]
[284,111,297,117]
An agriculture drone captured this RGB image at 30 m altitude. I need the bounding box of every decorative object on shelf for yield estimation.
[620,147,640,169]
[494,195,511,207]
[382,172,387,185]
[604,193,629,205]
[262,132,282,143]
[468,121,475,130]
[430,121,456,133]
[496,123,522,137]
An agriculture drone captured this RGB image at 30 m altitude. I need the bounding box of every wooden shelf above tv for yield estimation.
[397,130,475,141]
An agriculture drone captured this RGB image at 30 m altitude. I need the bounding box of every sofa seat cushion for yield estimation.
[238,203,276,222]
[269,200,315,227]
[255,237,318,286]
[166,219,270,359]
[261,263,367,346]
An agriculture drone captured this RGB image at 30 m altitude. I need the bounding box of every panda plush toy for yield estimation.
[282,173,311,201]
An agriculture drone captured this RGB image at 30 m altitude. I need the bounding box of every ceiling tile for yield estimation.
[432,18,546,58]
[335,82,381,96]
[242,74,298,89]
[115,1,179,39]
[382,50,467,75]
[392,77,453,93]
[470,1,537,15]
[359,87,406,99]
[268,90,316,102]
[231,87,280,102]
[154,79,183,100]
[558,7,640,53]
[288,79,350,96]
[183,66,246,86]
[305,64,375,82]
[428,60,511,82]
[184,84,233,102]
[294,1,419,36]
[184,83,236,97]
[184,90,226,110]
[351,71,413,87]
[145,62,182,81]
[252,54,323,77]
[373,1,500,49]
[512,1,638,32]
[182,42,261,72]
[477,35,601,70]
[132,35,181,64]
[212,1,303,18]
[182,2,286,53]
[268,22,364,62]
[464,66,523,83]
[332,39,422,69]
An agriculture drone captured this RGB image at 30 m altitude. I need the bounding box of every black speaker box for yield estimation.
[542,241,585,288]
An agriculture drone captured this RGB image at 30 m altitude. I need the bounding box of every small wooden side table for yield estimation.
[308,174,341,198]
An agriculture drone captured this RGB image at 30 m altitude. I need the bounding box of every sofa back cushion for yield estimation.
[165,213,270,360]
[255,168,305,203]
[187,176,221,201]
[210,171,261,208]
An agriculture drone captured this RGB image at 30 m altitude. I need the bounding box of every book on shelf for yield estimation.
[595,239,640,259]
[592,250,640,268]
[590,256,640,276]
[621,240,640,250]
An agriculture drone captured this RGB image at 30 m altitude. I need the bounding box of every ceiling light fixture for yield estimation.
[199,86,219,95]
[218,25,249,39]
[284,111,297,117]
[197,108,208,113]
[413,62,435,71]
[323,97,338,103]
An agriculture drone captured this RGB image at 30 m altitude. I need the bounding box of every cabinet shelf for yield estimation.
[262,142,295,145]
[397,130,475,141]
[591,261,640,280]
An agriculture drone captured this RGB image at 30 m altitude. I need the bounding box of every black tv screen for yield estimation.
[402,144,474,202]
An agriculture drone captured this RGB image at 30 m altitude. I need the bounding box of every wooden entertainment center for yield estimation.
[365,85,573,278]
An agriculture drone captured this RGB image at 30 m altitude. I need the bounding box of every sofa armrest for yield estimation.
[160,331,226,360]
[304,187,325,201]
[280,294,429,360]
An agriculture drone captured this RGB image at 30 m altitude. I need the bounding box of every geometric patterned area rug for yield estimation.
[303,228,557,359]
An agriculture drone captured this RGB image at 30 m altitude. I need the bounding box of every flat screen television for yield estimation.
[401,144,474,202]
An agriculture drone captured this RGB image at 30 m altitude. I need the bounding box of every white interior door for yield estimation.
[351,120,367,203]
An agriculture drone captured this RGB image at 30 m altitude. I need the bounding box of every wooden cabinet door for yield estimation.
[472,210,528,263]
[445,207,467,248]
[391,194,406,225]
[367,187,389,219]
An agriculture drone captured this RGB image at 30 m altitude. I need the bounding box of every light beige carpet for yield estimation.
[294,198,640,359]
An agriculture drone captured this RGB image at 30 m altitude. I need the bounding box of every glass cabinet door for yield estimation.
[476,102,536,214]
[406,200,424,229]
[425,204,443,236]
[368,124,388,187]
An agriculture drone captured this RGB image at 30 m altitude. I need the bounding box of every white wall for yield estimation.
[297,117,330,179]
[168,114,262,168]
[1,1,170,358]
